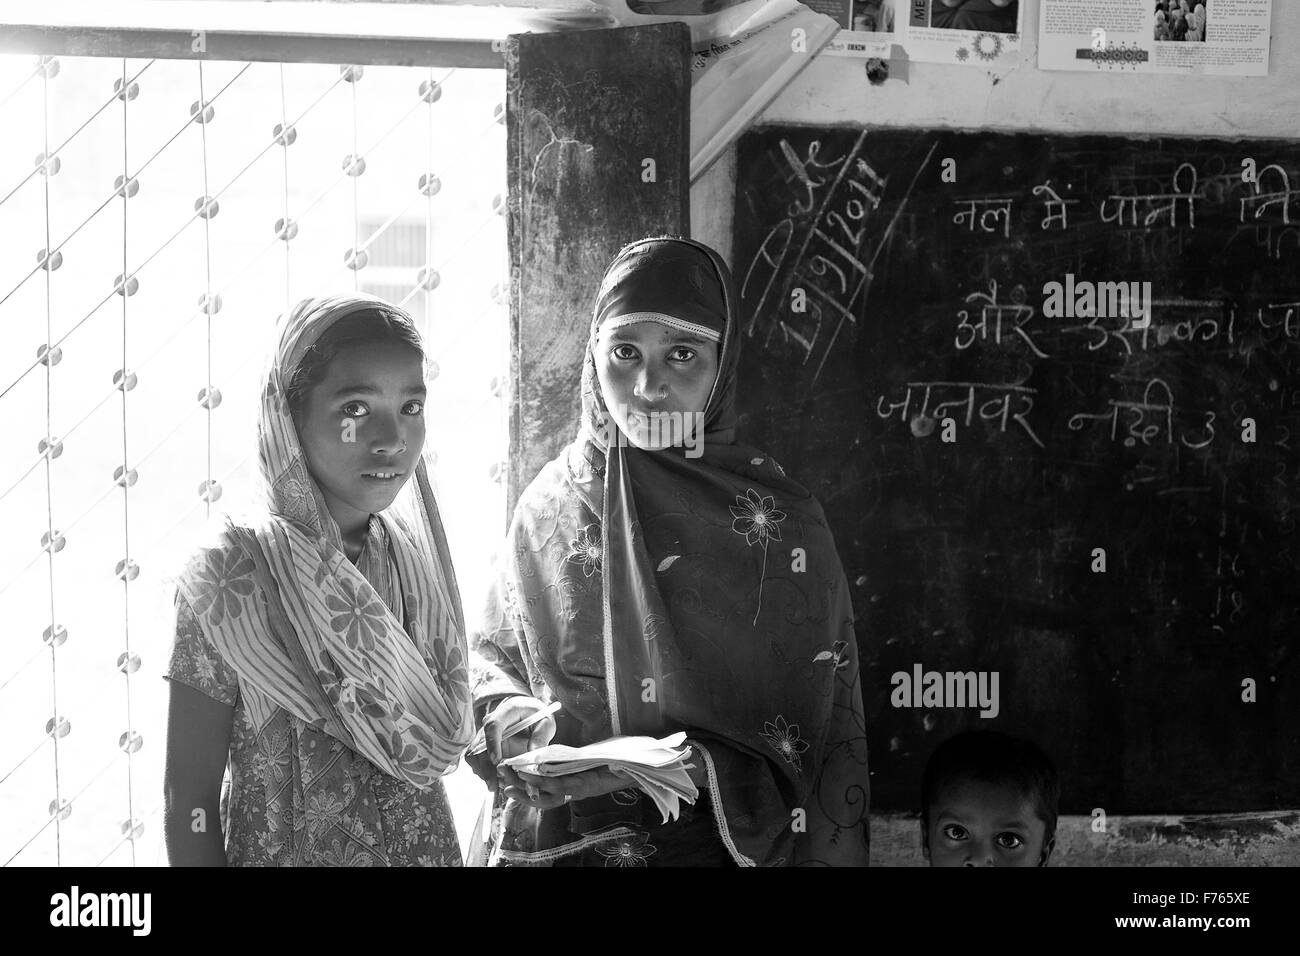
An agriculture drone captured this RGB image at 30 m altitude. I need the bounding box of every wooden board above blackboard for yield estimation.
[732,126,1299,814]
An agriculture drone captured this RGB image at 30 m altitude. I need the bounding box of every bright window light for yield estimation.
[0,49,507,866]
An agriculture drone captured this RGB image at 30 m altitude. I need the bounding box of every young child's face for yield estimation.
[923,777,1053,867]
[594,321,718,451]
[297,340,426,529]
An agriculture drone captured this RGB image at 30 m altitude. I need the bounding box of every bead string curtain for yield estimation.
[0,50,508,866]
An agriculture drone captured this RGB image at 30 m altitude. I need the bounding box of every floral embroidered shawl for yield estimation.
[171,293,475,864]
[471,237,870,866]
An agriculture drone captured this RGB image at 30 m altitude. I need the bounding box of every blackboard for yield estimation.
[732,127,1300,813]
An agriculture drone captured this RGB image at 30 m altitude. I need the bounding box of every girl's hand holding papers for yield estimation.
[499,733,698,821]
[508,733,706,809]
[508,767,636,809]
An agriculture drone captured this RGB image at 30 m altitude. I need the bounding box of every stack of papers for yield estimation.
[500,731,700,823]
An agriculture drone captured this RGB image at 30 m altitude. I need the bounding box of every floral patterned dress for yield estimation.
[167,516,462,867]
[469,236,871,867]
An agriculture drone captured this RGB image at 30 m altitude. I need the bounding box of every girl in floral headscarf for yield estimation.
[163,294,474,866]
[466,236,870,866]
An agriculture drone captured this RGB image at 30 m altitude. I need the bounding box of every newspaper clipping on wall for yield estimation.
[902,0,1024,65]
[1038,0,1272,76]
[818,0,1025,65]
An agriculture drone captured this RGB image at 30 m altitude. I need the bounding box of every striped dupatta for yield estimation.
[174,294,474,797]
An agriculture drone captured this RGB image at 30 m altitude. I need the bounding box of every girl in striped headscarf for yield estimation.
[162,294,474,866]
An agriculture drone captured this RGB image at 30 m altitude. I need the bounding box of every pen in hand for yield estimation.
[467,699,562,759]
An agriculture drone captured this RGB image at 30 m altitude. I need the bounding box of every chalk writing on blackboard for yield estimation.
[955,280,1050,358]
[1099,163,1199,230]
[733,128,1300,812]
[941,290,1300,364]
[951,198,1015,238]
[1246,224,1300,259]
[1239,164,1295,225]
[947,162,1207,240]
[1065,378,1215,449]
[1117,227,1187,266]
[876,381,1045,449]
[739,133,937,383]
[1032,180,1080,231]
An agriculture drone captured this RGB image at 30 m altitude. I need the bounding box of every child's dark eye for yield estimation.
[612,344,639,361]
[342,401,369,418]
[403,400,424,415]
[668,346,696,362]
[942,824,967,841]
[996,833,1024,850]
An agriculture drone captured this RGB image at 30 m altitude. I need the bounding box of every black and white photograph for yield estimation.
[1155,0,1209,42]
[0,0,1295,937]
[913,0,1019,33]
[853,0,896,32]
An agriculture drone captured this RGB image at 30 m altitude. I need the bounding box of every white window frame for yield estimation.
[0,0,604,68]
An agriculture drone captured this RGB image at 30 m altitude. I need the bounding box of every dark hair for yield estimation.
[285,308,424,424]
[921,730,1060,842]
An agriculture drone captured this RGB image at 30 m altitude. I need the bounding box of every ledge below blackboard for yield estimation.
[871,811,1300,866]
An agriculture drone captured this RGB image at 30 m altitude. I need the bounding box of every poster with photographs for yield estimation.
[810,0,899,58]
[903,0,1024,65]
[1038,0,1272,75]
